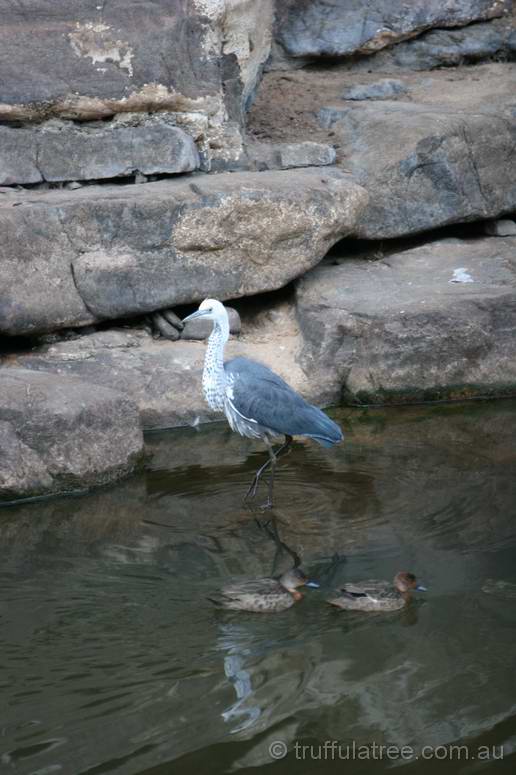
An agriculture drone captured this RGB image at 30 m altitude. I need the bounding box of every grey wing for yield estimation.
[342,580,390,599]
[222,577,280,596]
[224,357,329,438]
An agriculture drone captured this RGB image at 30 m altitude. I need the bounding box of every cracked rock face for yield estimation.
[0,0,275,171]
[296,236,516,405]
[0,168,367,336]
[0,369,144,501]
[275,0,509,59]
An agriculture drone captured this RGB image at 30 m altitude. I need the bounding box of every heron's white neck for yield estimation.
[202,316,229,412]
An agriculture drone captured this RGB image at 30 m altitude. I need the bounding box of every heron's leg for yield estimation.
[244,435,293,502]
[263,438,277,510]
[244,456,272,501]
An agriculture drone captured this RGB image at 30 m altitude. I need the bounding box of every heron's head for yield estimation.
[182,298,228,327]
[279,567,320,593]
[394,571,427,593]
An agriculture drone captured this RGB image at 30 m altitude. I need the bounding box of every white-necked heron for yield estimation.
[182,299,343,507]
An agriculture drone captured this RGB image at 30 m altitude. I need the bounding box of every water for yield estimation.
[1,400,516,775]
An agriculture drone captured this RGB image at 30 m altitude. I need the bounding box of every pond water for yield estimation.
[1,400,516,775]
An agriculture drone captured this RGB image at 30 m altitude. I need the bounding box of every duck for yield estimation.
[327,571,427,612]
[209,568,320,613]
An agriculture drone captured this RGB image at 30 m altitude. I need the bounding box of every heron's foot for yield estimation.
[149,309,184,341]
[259,497,274,511]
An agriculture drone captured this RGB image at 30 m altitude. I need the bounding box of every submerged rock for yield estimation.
[0,168,367,336]
[296,236,516,405]
[0,369,143,501]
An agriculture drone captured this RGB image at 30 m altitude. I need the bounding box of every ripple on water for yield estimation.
[1,401,516,775]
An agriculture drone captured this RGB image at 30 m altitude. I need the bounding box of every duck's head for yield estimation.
[279,568,320,596]
[182,298,227,326]
[394,571,427,593]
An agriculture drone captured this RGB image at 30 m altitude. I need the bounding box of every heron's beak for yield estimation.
[305,581,320,589]
[182,309,209,324]
[416,584,427,592]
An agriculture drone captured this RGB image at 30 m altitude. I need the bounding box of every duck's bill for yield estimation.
[305,581,320,588]
[416,584,427,591]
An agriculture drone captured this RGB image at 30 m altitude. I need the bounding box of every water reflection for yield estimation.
[0,401,515,774]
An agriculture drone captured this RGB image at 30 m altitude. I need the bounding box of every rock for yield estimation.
[318,67,516,238]
[246,140,336,170]
[277,142,336,168]
[181,307,241,340]
[342,79,408,100]
[0,421,53,501]
[221,0,274,108]
[151,312,181,341]
[295,236,516,406]
[0,117,200,186]
[0,369,143,501]
[274,0,508,59]
[369,20,508,70]
[484,219,516,236]
[0,168,367,336]
[2,319,315,430]
[0,1,276,170]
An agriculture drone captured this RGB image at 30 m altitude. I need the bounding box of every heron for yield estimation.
[182,299,343,508]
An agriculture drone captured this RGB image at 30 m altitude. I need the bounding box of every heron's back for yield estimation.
[224,357,343,444]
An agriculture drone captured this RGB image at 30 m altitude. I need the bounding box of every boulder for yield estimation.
[0,117,200,186]
[0,1,276,170]
[296,236,516,405]
[318,67,516,238]
[274,0,508,59]
[0,369,143,501]
[0,168,367,336]
[0,1,224,120]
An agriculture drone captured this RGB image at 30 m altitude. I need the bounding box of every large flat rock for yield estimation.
[0,369,143,501]
[0,168,367,336]
[249,64,516,239]
[275,0,507,59]
[296,236,516,405]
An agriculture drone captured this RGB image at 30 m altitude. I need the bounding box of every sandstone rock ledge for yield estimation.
[297,235,516,405]
[0,168,367,336]
[4,235,516,438]
[0,370,144,502]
